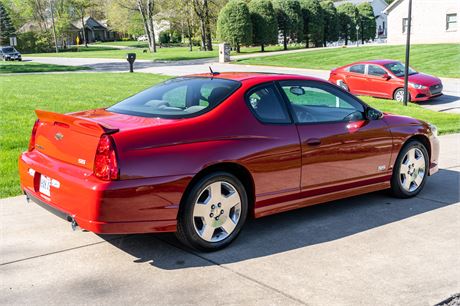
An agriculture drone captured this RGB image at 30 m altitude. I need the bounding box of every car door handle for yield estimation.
[305,138,321,146]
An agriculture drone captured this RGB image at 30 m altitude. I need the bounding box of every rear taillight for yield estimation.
[28,120,40,151]
[94,134,119,181]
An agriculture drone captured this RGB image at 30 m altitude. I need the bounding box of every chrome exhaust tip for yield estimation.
[67,215,79,231]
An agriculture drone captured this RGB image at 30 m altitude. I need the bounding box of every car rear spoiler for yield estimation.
[35,110,119,136]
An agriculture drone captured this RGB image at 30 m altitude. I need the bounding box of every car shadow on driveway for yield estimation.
[104,168,459,270]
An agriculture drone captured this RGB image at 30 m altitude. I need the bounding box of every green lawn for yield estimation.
[238,44,460,78]
[0,61,89,73]
[0,72,458,198]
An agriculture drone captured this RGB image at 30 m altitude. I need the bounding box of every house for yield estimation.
[384,0,459,44]
[18,16,120,46]
[334,0,389,38]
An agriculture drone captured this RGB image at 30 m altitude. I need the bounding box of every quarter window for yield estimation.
[368,65,387,77]
[279,81,365,124]
[446,13,457,31]
[246,84,291,124]
[348,64,365,74]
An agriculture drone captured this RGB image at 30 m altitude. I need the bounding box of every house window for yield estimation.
[402,18,409,33]
[446,13,457,31]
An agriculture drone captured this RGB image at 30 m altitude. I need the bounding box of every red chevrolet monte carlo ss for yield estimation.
[19,72,440,251]
[329,60,443,102]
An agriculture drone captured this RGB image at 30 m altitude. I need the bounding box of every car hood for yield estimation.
[69,108,180,132]
[401,73,442,86]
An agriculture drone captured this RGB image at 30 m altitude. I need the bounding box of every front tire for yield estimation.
[394,88,411,103]
[390,140,429,198]
[176,172,248,251]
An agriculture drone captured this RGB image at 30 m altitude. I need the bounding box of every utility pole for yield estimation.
[50,0,59,53]
[403,0,412,106]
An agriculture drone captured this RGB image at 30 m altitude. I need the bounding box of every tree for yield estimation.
[193,0,213,51]
[248,0,277,52]
[357,2,376,43]
[217,0,252,53]
[136,0,157,52]
[336,2,357,45]
[299,0,323,48]
[272,0,303,50]
[0,2,16,45]
[320,0,338,47]
[106,1,144,39]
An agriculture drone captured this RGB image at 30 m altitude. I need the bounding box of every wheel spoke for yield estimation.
[402,174,412,190]
[221,219,236,235]
[208,182,222,203]
[414,157,425,169]
[407,149,415,163]
[193,203,208,218]
[400,163,409,174]
[200,224,215,241]
[414,173,423,186]
[221,192,240,210]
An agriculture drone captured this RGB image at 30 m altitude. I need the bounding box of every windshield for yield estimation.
[1,47,16,53]
[108,77,241,118]
[383,62,417,77]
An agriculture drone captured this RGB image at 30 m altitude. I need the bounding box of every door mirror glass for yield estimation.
[366,108,383,120]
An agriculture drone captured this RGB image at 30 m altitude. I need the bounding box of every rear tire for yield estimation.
[176,172,248,251]
[390,140,429,198]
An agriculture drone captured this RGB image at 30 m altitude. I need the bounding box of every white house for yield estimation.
[334,0,389,38]
[384,0,459,44]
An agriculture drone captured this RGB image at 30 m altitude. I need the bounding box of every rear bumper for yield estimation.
[19,150,192,234]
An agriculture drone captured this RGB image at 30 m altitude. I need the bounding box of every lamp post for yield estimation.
[356,24,360,47]
[403,0,412,106]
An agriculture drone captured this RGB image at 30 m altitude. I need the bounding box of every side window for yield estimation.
[246,84,291,124]
[279,81,365,124]
[348,64,365,74]
[368,65,387,77]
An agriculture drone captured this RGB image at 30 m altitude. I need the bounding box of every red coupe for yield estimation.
[19,72,439,251]
[329,60,443,102]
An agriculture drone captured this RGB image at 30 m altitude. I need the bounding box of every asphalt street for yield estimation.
[1,134,459,306]
[20,56,460,114]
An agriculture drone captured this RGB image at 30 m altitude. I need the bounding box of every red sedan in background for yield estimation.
[19,72,439,251]
[329,60,443,102]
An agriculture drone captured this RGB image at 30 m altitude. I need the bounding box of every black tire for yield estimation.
[176,172,248,251]
[390,140,429,198]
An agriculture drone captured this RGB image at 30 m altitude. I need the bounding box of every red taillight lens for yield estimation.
[94,134,119,181]
[28,120,40,151]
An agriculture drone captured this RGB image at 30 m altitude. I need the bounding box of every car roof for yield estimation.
[185,71,324,83]
[347,59,399,66]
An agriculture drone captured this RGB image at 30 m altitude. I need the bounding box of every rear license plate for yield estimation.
[39,175,51,196]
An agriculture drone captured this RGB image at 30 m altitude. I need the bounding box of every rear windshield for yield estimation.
[108,77,241,118]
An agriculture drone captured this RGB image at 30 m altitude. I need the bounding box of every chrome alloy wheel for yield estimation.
[399,148,426,192]
[192,181,242,242]
[395,89,406,102]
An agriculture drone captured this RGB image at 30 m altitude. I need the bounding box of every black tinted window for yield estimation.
[349,64,365,74]
[279,81,364,124]
[368,65,387,76]
[247,84,290,124]
[108,77,240,118]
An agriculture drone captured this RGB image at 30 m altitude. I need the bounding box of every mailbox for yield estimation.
[126,53,136,72]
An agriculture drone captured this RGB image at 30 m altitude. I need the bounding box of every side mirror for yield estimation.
[382,73,391,80]
[366,108,383,120]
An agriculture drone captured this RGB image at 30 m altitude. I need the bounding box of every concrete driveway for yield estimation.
[1,134,459,305]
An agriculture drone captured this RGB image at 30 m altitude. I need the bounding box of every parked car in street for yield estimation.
[329,60,443,102]
[19,72,439,251]
[137,35,148,42]
[0,46,22,61]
